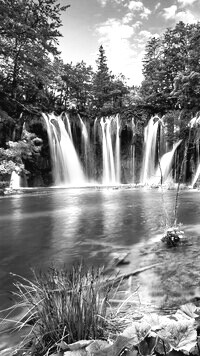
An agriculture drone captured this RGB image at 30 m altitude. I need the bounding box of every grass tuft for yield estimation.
[5,264,125,355]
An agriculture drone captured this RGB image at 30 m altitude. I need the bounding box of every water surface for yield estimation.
[0,188,200,310]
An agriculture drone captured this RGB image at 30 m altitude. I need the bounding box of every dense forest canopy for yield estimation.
[1,1,200,118]
[0,0,200,185]
[141,21,200,113]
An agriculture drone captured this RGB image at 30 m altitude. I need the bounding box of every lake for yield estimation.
[0,187,200,312]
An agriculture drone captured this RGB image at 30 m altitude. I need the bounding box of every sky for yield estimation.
[58,0,200,86]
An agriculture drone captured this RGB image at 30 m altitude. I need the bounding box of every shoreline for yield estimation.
[1,182,199,197]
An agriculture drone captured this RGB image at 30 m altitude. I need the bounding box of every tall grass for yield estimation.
[8,264,119,355]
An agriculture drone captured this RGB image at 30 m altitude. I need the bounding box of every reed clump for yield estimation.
[8,264,123,355]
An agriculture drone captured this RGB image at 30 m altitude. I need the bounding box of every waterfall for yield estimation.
[141,116,160,184]
[78,114,90,178]
[191,164,200,187]
[100,115,120,185]
[94,118,98,144]
[155,140,182,184]
[100,118,110,184]
[132,118,136,183]
[63,113,73,140]
[190,114,200,187]
[9,171,21,189]
[9,170,28,189]
[115,114,120,183]
[43,113,86,186]
[106,118,115,182]
[141,115,182,185]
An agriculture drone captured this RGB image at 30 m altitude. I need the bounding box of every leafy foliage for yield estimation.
[141,22,200,112]
[0,129,42,176]
[0,0,69,114]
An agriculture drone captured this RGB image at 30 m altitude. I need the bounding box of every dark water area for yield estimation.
[0,187,200,313]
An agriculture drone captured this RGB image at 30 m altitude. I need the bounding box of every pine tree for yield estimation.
[93,45,113,109]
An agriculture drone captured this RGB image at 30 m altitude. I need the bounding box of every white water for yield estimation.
[9,171,21,189]
[155,140,182,184]
[115,114,120,183]
[141,116,160,184]
[100,116,120,185]
[192,163,200,187]
[190,114,200,187]
[78,114,90,177]
[100,118,110,184]
[140,116,182,185]
[132,118,136,183]
[94,118,98,144]
[64,113,73,140]
[43,113,86,186]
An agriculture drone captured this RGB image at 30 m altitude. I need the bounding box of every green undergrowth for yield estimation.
[1,263,200,356]
[2,265,121,355]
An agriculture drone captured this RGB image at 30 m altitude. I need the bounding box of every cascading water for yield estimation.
[155,140,182,184]
[141,116,182,185]
[190,114,200,187]
[78,114,90,178]
[141,116,160,184]
[192,165,200,188]
[43,113,86,186]
[93,118,98,144]
[132,118,136,183]
[115,114,120,183]
[9,171,21,189]
[100,115,120,185]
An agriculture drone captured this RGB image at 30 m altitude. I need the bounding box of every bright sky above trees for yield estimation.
[59,0,200,86]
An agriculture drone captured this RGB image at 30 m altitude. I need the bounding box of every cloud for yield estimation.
[97,0,151,20]
[162,5,198,23]
[175,10,198,23]
[138,30,152,39]
[128,1,144,11]
[177,0,198,7]
[122,10,142,26]
[135,30,156,49]
[122,12,135,24]
[97,18,134,41]
[163,5,177,20]
[155,2,161,11]
[95,18,144,85]
[140,7,151,19]
[132,20,142,29]
[97,0,108,7]
[97,0,127,7]
[128,0,151,19]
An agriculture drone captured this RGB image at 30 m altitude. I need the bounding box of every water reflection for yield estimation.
[50,192,83,263]
[0,189,200,311]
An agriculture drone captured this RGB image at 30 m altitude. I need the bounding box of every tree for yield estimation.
[0,0,69,114]
[93,45,113,110]
[140,22,196,111]
[140,36,166,110]
[61,61,94,113]
[171,23,200,110]
[92,46,130,116]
